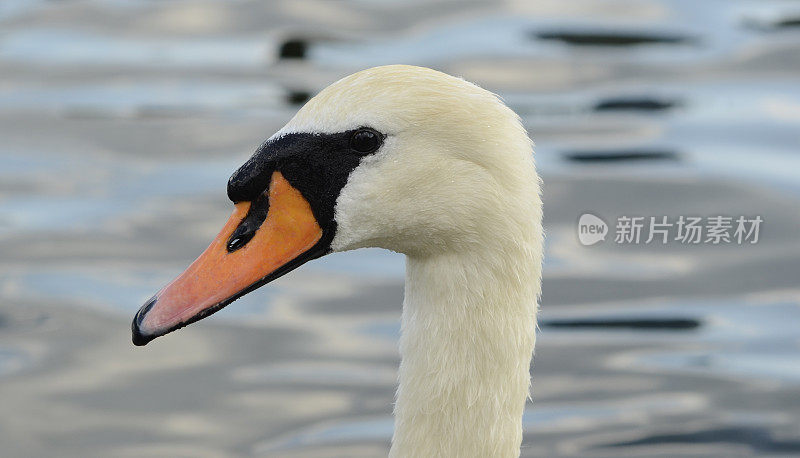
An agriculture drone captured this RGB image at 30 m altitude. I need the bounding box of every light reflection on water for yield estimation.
[1,0,800,456]
[0,346,29,377]
[0,30,272,68]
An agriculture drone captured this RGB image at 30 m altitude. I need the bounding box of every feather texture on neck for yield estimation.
[391,230,542,457]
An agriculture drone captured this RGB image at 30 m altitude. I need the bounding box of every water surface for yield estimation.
[1,0,800,456]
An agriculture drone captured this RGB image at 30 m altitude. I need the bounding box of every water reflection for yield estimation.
[1,0,799,456]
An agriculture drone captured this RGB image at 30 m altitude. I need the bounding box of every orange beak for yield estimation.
[132,171,322,345]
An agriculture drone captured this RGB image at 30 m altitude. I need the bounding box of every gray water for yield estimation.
[1,0,800,456]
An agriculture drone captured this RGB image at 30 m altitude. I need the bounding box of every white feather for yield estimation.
[286,65,543,457]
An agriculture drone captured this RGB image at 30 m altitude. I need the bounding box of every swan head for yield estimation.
[132,65,541,345]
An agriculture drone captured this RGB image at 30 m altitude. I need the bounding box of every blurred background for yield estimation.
[1,0,800,456]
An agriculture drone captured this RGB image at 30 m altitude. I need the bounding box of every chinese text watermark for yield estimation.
[578,213,762,246]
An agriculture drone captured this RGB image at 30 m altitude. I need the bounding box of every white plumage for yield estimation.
[285,65,544,457]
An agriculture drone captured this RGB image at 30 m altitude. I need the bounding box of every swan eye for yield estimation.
[350,128,383,154]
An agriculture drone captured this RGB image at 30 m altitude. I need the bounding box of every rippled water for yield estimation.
[1,0,800,456]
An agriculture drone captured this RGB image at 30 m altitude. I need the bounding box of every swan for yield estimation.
[132,65,543,457]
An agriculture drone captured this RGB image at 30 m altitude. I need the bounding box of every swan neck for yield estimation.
[390,246,540,457]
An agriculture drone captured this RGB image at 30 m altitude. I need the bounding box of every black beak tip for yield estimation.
[132,295,158,346]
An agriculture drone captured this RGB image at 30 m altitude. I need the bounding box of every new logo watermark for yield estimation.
[577,213,608,246]
[577,213,762,246]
